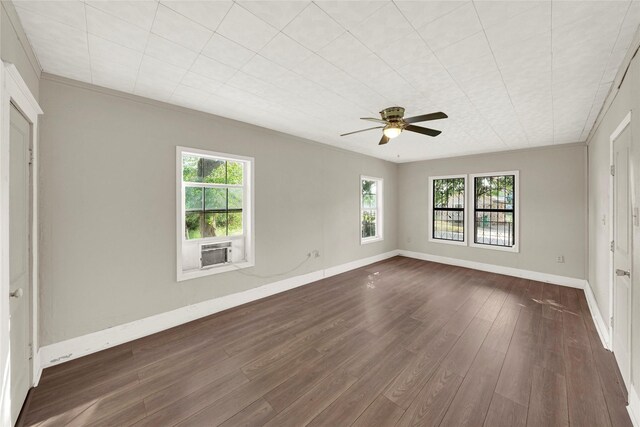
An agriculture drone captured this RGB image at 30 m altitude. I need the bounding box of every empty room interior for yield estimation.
[2,0,640,426]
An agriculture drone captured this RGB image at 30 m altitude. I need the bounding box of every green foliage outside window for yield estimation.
[183,154,244,239]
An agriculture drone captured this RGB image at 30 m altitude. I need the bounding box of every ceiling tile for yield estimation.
[394,1,466,29]
[259,33,313,70]
[89,34,143,76]
[161,1,232,31]
[434,31,492,69]
[418,2,483,51]
[86,6,148,52]
[474,1,545,30]
[315,1,387,30]
[180,71,223,94]
[349,3,415,52]
[151,4,213,51]
[216,3,278,51]
[282,3,344,52]
[85,1,157,31]
[237,1,309,30]
[171,84,211,109]
[190,54,237,82]
[483,2,551,52]
[137,55,187,85]
[145,34,198,68]
[14,0,86,31]
[202,34,256,69]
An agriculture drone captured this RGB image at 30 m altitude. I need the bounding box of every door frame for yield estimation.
[0,61,42,423]
[608,111,632,382]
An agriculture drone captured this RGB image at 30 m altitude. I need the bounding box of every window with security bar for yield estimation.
[431,176,465,242]
[473,173,517,248]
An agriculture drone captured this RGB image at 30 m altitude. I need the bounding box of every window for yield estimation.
[361,176,383,243]
[429,175,466,244]
[177,147,254,280]
[471,171,518,251]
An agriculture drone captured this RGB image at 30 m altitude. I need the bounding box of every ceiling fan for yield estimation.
[341,106,448,145]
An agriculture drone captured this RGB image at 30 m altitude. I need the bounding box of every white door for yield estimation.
[612,120,632,387]
[9,103,32,425]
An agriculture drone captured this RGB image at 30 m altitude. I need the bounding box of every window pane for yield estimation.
[228,212,243,235]
[434,178,464,208]
[205,188,227,210]
[228,188,243,209]
[433,210,464,241]
[202,158,226,184]
[204,212,227,237]
[183,155,200,182]
[362,210,376,238]
[362,179,376,196]
[227,161,243,185]
[185,212,202,239]
[474,211,514,247]
[363,194,377,209]
[185,187,203,211]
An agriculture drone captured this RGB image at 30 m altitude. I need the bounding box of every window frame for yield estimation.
[428,174,468,246]
[469,170,519,253]
[360,175,384,245]
[176,146,255,281]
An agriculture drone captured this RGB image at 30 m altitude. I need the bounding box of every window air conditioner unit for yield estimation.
[200,241,232,268]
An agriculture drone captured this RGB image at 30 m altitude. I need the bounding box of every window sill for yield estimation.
[177,260,255,282]
[469,242,519,253]
[361,237,383,245]
[428,237,467,247]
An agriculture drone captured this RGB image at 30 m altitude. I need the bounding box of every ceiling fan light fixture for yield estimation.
[383,125,402,139]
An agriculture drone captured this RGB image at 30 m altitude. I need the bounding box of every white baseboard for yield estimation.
[398,250,587,289]
[39,250,400,369]
[584,281,611,350]
[629,385,640,427]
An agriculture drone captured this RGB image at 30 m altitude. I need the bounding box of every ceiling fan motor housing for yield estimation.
[380,106,405,122]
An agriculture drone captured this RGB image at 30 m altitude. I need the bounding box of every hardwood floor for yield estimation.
[23,257,631,426]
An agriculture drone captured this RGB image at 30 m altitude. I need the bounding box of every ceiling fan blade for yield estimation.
[379,134,390,145]
[340,126,384,137]
[361,117,388,124]
[405,125,442,137]
[403,112,448,124]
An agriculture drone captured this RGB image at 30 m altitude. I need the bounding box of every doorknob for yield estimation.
[9,288,23,298]
[616,269,631,277]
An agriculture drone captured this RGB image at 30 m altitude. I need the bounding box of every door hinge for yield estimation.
[610,316,614,328]
[610,240,615,252]
[28,148,34,166]
[28,343,33,360]
[611,165,615,176]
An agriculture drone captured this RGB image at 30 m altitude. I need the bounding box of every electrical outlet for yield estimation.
[556,256,565,263]
[313,250,320,258]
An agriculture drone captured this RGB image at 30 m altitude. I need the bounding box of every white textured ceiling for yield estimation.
[14,0,640,162]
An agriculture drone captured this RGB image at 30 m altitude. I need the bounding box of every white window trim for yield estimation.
[176,146,255,281]
[360,175,384,245]
[469,170,520,253]
[428,174,468,246]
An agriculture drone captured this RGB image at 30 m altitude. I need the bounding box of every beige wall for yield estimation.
[38,75,398,345]
[397,144,588,280]
[1,1,40,99]
[587,37,640,391]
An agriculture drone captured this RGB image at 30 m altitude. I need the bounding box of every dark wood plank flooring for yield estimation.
[23,257,631,426]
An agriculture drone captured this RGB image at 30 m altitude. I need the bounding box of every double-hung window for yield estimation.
[471,171,518,251]
[361,176,383,244]
[177,147,254,280]
[429,175,466,244]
